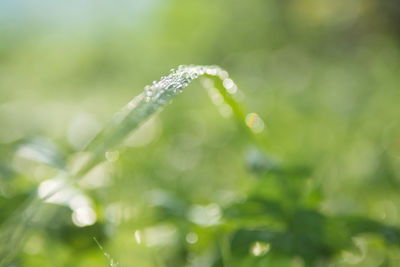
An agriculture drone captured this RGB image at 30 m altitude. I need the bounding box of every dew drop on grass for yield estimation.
[245,113,265,133]
[223,78,237,94]
[218,70,229,79]
[137,66,247,120]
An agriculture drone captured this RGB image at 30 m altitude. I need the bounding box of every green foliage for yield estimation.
[1,0,400,266]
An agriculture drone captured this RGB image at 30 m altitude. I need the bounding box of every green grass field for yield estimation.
[1,1,400,266]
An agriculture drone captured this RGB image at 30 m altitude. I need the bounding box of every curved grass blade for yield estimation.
[77,65,266,176]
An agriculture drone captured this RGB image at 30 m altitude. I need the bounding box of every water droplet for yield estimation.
[198,67,205,75]
[223,78,235,91]
[218,70,229,79]
[181,72,189,79]
[206,68,217,75]
[245,113,265,133]
[223,78,237,94]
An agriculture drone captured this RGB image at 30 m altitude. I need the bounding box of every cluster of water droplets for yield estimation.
[145,65,262,133]
[143,65,232,104]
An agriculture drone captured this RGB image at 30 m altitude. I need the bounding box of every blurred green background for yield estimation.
[1,0,400,266]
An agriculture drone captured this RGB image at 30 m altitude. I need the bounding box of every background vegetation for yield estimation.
[0,0,400,266]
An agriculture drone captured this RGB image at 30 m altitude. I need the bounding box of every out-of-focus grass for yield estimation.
[1,0,400,266]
